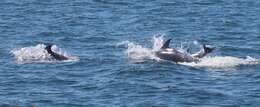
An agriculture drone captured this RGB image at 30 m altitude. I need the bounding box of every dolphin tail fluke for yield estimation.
[203,44,214,54]
[161,39,172,49]
[192,44,215,58]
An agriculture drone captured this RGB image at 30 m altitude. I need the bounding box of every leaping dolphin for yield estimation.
[45,44,69,61]
[155,39,214,63]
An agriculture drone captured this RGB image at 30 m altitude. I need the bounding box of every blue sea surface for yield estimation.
[1,0,260,106]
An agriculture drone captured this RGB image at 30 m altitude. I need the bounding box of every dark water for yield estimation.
[1,0,260,107]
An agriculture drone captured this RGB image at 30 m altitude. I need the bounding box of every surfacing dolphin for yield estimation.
[45,44,69,61]
[155,39,214,63]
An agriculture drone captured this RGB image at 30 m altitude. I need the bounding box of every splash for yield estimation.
[117,37,162,61]
[152,35,164,51]
[119,35,260,69]
[117,41,159,61]
[11,44,79,64]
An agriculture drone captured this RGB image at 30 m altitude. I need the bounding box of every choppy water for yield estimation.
[1,0,260,107]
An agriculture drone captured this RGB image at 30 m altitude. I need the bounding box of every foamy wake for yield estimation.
[180,56,259,68]
[118,36,260,68]
[11,44,79,64]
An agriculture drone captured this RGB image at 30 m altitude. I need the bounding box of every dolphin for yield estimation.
[45,44,69,61]
[155,39,214,63]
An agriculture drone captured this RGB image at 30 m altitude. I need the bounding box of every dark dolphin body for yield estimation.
[155,39,214,63]
[45,44,69,61]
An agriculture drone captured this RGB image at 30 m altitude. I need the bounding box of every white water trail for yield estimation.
[11,44,79,64]
[119,35,260,69]
[180,56,259,68]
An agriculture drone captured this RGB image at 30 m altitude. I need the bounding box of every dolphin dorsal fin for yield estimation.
[161,39,172,49]
[45,44,54,54]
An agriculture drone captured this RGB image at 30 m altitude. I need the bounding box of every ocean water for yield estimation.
[1,0,260,107]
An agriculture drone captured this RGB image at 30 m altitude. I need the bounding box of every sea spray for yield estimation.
[116,36,164,61]
[152,35,164,51]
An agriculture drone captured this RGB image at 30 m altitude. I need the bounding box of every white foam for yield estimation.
[126,42,159,61]
[11,44,79,64]
[180,56,259,68]
[120,35,260,69]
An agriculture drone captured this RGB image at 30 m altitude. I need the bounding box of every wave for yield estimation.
[118,35,260,69]
[10,44,79,64]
